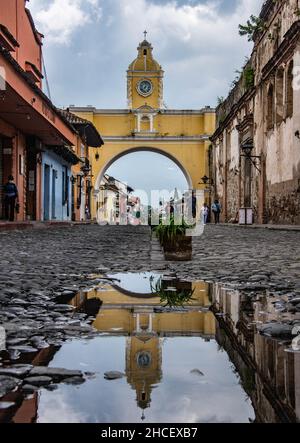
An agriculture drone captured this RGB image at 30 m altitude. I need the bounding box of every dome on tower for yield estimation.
[128,36,162,72]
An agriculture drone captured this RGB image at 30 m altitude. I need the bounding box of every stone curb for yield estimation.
[218,223,300,232]
[0,221,96,232]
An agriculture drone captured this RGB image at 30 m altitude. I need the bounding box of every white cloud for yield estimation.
[27,0,264,108]
[112,0,264,106]
[117,0,262,50]
[29,0,102,45]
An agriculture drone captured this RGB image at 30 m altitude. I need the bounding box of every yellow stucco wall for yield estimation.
[93,309,216,335]
[71,112,215,218]
[87,281,211,307]
[77,112,214,138]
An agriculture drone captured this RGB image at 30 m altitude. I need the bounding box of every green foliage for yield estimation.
[151,278,196,308]
[217,96,225,106]
[239,15,266,41]
[154,216,194,246]
[218,113,226,125]
[243,66,255,89]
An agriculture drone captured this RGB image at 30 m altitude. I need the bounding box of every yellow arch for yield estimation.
[94,146,193,191]
[71,106,216,220]
[90,138,212,219]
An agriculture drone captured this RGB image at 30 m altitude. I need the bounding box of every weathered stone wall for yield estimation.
[212,0,300,225]
[267,175,300,224]
[226,170,240,222]
[255,0,299,80]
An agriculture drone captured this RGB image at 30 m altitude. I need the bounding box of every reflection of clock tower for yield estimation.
[127,32,164,134]
[125,309,163,420]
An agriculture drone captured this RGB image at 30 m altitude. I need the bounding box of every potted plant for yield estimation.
[154,216,193,261]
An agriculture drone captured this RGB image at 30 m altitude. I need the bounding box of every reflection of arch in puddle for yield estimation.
[107,272,162,298]
[110,284,157,299]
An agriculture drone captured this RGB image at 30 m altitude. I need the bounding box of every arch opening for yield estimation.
[94,148,194,226]
[95,147,193,192]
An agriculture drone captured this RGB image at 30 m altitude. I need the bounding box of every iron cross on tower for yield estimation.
[144,30,148,40]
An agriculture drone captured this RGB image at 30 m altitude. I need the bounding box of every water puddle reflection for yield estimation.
[1,273,299,423]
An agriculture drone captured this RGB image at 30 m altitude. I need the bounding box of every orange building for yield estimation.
[0,0,103,222]
[59,110,104,221]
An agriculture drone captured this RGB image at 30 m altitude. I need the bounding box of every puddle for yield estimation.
[0,273,299,423]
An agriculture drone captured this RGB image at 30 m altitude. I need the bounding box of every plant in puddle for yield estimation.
[151,278,195,308]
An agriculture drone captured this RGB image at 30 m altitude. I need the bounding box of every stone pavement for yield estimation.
[171,225,300,293]
[0,224,299,365]
[0,223,299,296]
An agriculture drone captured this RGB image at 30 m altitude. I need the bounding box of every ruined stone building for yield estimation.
[211,0,300,224]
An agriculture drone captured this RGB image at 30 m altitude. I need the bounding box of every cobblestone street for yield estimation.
[0,224,299,296]
[1,224,300,423]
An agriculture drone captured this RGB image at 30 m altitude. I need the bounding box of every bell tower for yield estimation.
[127,32,164,110]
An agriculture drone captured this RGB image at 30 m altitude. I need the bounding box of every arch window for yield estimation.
[141,115,151,132]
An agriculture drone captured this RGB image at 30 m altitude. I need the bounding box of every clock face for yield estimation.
[137,79,153,96]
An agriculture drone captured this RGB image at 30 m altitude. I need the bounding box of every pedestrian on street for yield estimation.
[4,175,19,222]
[201,203,209,225]
[212,199,221,224]
[192,191,197,220]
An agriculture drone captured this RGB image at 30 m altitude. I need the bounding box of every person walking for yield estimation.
[192,191,197,220]
[212,199,221,224]
[4,175,19,222]
[201,203,209,225]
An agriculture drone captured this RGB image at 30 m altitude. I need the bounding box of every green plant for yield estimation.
[243,66,255,89]
[217,96,225,106]
[154,216,194,246]
[151,278,196,308]
[239,15,266,41]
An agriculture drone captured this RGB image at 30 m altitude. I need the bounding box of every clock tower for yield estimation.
[127,33,164,111]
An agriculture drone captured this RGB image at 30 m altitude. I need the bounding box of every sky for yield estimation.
[106,152,189,206]
[28,0,264,198]
[28,0,263,109]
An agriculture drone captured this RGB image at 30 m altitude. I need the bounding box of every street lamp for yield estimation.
[81,163,91,177]
[241,141,262,173]
[199,176,214,186]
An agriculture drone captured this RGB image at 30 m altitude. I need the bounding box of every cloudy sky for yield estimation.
[29,0,263,109]
[28,0,263,199]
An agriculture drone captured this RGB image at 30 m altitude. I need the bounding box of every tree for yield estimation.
[239,15,265,42]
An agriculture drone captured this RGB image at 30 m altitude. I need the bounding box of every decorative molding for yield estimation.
[127,77,132,109]
[102,135,210,142]
[70,107,215,115]
[158,77,164,109]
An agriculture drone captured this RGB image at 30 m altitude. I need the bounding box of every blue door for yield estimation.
[44,164,50,221]
[52,170,56,220]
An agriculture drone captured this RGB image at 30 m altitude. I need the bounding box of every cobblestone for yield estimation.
[0,224,299,401]
[0,224,299,297]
